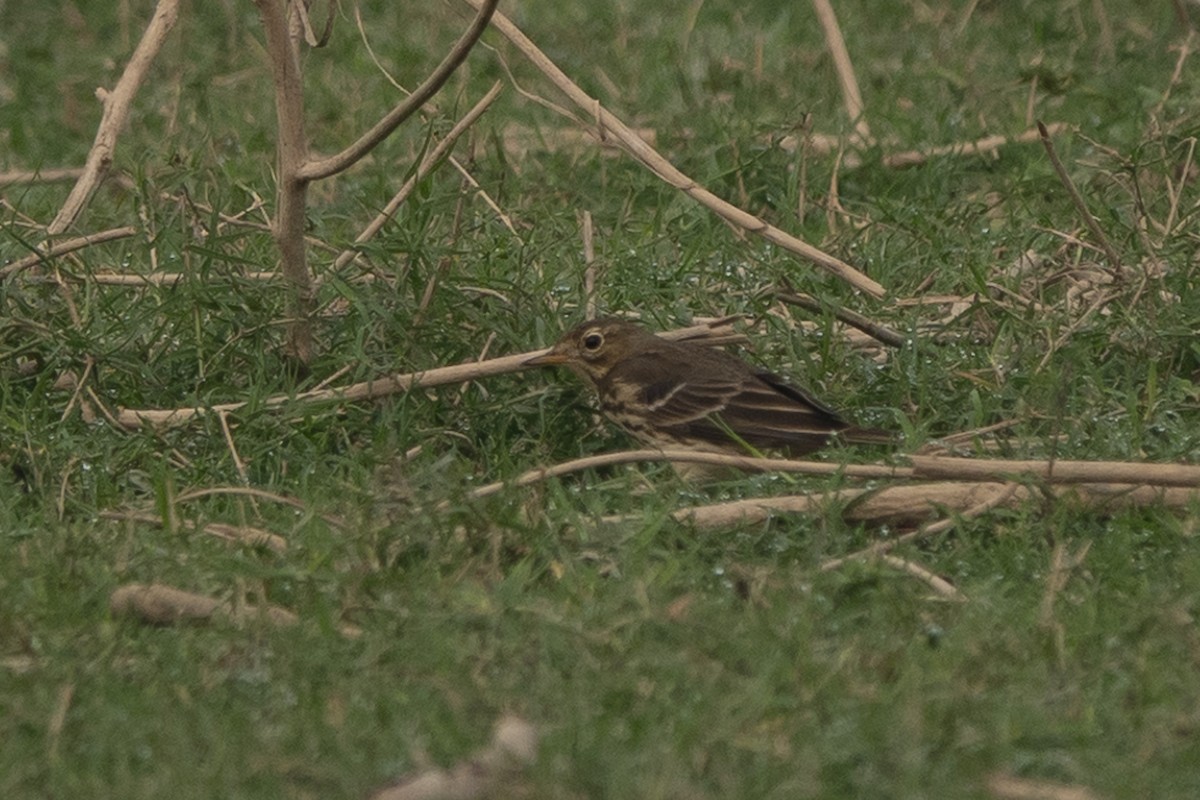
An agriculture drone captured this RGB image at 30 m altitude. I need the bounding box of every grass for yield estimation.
[3,0,1200,797]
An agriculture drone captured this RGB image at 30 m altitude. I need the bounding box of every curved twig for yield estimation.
[0,226,138,279]
[298,0,501,181]
[463,0,885,298]
[48,0,181,233]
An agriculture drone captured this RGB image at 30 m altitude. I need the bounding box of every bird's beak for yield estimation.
[523,349,570,367]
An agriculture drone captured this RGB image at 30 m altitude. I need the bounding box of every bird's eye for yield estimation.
[582,332,604,351]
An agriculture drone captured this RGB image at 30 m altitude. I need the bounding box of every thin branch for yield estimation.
[48,0,181,233]
[116,318,742,428]
[879,554,966,601]
[910,454,1200,488]
[464,0,885,298]
[811,0,871,145]
[0,226,138,279]
[298,0,501,180]
[671,481,1198,532]
[98,509,288,552]
[1037,120,1123,272]
[884,122,1070,168]
[173,486,349,530]
[775,290,906,348]
[819,482,1021,570]
[454,450,908,507]
[0,167,86,186]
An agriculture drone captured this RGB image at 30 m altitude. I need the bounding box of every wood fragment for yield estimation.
[109,582,361,637]
[371,716,538,800]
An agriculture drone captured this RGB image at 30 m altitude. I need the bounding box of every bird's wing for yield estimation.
[697,372,849,452]
[631,372,848,453]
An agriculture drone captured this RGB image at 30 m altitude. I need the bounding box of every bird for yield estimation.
[524,317,891,477]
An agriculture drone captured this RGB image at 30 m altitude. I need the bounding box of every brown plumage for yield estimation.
[525,318,890,470]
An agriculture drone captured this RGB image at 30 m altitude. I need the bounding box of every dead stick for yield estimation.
[883,123,1069,168]
[910,454,1200,488]
[298,0,500,180]
[464,0,884,298]
[454,450,908,507]
[1037,120,1123,271]
[0,226,138,279]
[48,0,180,233]
[811,0,871,144]
[776,290,906,347]
[116,320,742,428]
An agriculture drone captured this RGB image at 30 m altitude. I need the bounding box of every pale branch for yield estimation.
[298,0,501,181]
[115,319,743,429]
[882,122,1070,168]
[668,481,1200,532]
[879,554,966,601]
[454,450,909,508]
[0,226,138,279]
[0,167,86,185]
[811,0,871,144]
[775,290,906,347]
[48,0,181,234]
[463,0,885,298]
[909,454,1200,488]
[97,509,287,552]
[818,483,1022,570]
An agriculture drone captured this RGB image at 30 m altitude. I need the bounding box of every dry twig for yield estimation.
[1037,121,1123,272]
[116,319,743,428]
[48,0,180,234]
[775,290,906,347]
[0,226,138,279]
[98,509,288,552]
[464,0,885,298]
[811,0,871,145]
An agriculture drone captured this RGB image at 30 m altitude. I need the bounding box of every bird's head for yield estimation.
[523,318,651,383]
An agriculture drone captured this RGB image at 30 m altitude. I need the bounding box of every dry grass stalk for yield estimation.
[460,450,908,508]
[775,290,906,347]
[819,482,1022,570]
[879,554,965,601]
[463,0,885,298]
[0,167,87,185]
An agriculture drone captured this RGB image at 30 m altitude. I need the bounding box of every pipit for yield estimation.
[525,318,891,477]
